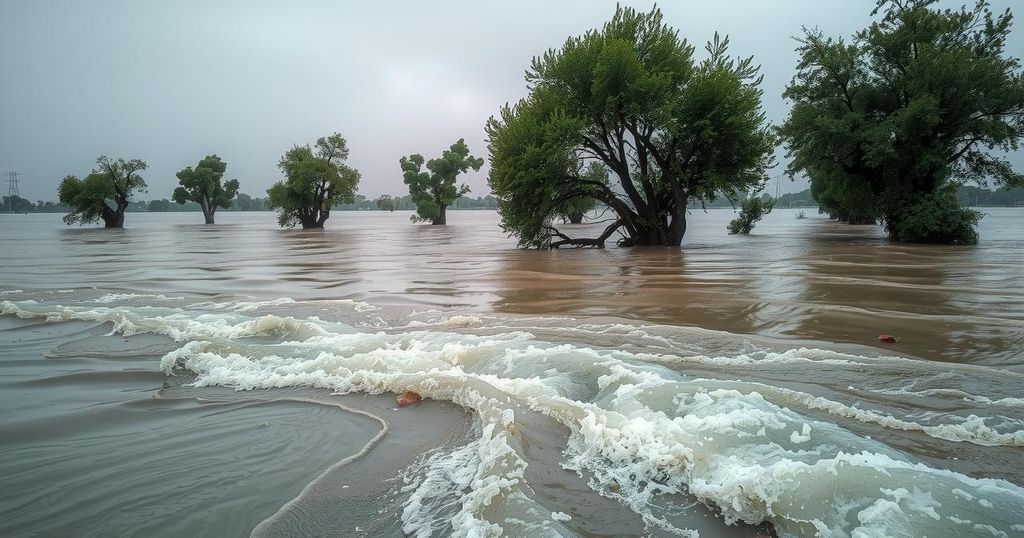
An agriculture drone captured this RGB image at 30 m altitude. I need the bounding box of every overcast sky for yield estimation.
[1,0,1021,203]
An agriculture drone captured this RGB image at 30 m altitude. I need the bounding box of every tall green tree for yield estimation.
[57,156,148,228]
[400,138,484,225]
[486,6,775,248]
[172,155,240,224]
[780,0,1024,243]
[266,133,360,229]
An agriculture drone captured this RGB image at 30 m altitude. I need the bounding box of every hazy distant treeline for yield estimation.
[1,193,499,213]
[767,186,1024,209]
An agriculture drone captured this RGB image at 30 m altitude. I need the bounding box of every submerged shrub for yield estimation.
[728,197,774,234]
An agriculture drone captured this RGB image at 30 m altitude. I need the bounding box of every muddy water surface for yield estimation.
[1,208,1022,537]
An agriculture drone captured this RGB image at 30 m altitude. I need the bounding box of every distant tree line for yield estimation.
[6,192,499,214]
[768,186,1024,210]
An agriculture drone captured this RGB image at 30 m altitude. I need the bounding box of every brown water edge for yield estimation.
[2,208,1021,367]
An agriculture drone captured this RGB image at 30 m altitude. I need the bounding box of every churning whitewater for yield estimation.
[2,293,1022,537]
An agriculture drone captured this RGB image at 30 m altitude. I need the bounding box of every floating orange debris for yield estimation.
[396,391,421,407]
[878,334,898,343]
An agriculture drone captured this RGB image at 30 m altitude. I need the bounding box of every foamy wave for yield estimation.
[861,384,1024,409]
[739,381,1024,447]
[92,293,184,303]
[3,299,1023,537]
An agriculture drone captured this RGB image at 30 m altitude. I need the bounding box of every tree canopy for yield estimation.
[486,6,775,248]
[400,138,484,225]
[266,133,360,229]
[57,156,148,228]
[172,155,240,224]
[780,0,1024,243]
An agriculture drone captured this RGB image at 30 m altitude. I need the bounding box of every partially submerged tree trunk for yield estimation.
[298,204,330,229]
[566,212,584,224]
[101,212,124,228]
[548,185,689,248]
[100,199,126,228]
[201,201,216,224]
[432,199,447,225]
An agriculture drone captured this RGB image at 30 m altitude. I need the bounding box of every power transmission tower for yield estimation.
[6,172,20,214]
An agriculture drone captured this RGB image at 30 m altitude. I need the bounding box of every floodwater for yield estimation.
[1,208,1022,537]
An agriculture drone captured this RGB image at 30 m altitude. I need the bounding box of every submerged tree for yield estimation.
[172,155,240,224]
[376,194,397,212]
[727,195,775,234]
[58,156,148,228]
[266,133,360,229]
[400,138,484,225]
[486,6,776,249]
[780,0,1024,243]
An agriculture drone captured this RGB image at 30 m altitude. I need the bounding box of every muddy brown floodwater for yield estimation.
[1,208,1022,537]
[2,208,1022,365]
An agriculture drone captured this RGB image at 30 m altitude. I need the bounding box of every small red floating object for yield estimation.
[396,391,421,407]
[878,334,898,343]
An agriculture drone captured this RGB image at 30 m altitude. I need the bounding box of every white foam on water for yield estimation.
[860,384,1024,409]
[730,380,1024,447]
[401,315,486,329]
[400,441,481,537]
[92,293,184,303]
[4,298,1023,537]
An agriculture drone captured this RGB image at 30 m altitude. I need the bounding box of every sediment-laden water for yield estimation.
[1,209,1022,537]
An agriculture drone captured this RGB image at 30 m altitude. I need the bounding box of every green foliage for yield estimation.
[147,199,171,212]
[401,138,484,225]
[780,0,1024,243]
[57,156,148,228]
[375,195,397,212]
[2,195,35,213]
[171,155,240,223]
[234,193,268,211]
[486,5,775,248]
[266,133,360,229]
[727,196,775,234]
[887,183,981,243]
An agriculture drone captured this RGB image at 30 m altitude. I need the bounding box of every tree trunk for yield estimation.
[202,205,215,225]
[567,212,584,224]
[300,216,324,229]
[101,206,124,228]
[432,205,447,225]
